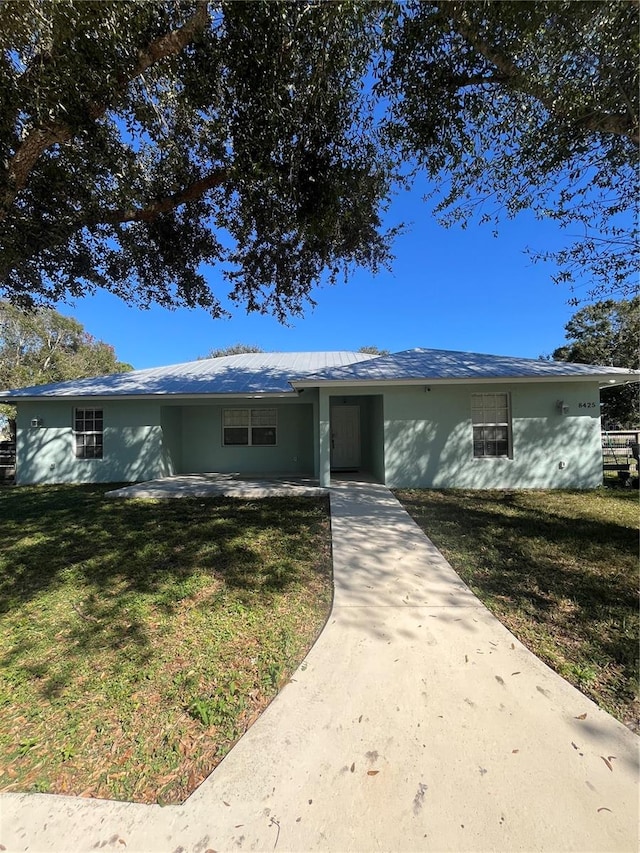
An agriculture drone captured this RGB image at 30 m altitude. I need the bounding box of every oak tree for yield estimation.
[1,0,395,319]
[383,0,638,300]
[1,1,636,317]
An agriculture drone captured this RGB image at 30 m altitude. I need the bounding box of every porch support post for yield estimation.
[318,387,331,488]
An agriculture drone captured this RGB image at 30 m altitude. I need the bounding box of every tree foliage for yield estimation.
[383,0,638,300]
[0,1,637,317]
[0,302,132,431]
[358,346,390,356]
[551,298,639,429]
[199,343,264,359]
[0,0,395,320]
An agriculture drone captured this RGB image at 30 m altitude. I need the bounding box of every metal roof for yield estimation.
[294,348,639,386]
[1,347,636,401]
[0,351,375,399]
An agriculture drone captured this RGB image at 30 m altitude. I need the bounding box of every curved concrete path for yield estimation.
[1,481,638,852]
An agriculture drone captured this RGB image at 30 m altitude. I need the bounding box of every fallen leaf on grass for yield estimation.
[367,770,379,776]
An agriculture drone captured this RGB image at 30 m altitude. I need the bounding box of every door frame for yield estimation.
[330,404,361,470]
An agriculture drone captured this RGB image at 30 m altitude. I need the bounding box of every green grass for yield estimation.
[0,485,332,804]
[394,487,639,733]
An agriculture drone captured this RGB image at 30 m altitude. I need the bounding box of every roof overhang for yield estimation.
[291,373,639,390]
[0,391,301,404]
[2,370,637,403]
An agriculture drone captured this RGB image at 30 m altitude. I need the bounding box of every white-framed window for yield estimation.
[74,408,103,459]
[223,408,277,446]
[471,393,511,458]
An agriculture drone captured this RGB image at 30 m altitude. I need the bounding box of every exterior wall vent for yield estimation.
[30,418,43,428]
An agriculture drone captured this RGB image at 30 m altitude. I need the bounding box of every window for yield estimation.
[471,393,511,458]
[223,408,277,446]
[74,408,103,459]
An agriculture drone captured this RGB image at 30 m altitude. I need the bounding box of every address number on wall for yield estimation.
[578,402,597,409]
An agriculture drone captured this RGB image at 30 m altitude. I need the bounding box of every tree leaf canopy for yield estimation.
[1,0,396,319]
[1,0,636,317]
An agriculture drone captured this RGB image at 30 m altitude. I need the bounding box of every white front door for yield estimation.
[331,405,361,470]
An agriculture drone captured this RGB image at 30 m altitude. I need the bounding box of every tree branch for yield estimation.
[93,168,229,226]
[1,0,210,221]
[445,1,639,144]
[447,72,508,89]
[0,165,230,285]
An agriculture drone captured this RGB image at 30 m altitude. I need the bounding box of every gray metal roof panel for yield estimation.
[2,348,636,401]
[0,351,375,399]
[297,348,639,383]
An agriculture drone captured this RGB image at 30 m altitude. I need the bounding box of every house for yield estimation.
[1,348,637,489]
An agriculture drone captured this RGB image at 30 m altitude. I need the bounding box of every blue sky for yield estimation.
[59,180,581,370]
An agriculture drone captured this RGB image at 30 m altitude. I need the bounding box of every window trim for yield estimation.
[222,407,278,447]
[471,392,512,459]
[73,407,104,460]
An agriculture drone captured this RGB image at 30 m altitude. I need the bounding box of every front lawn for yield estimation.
[0,485,332,804]
[395,488,639,733]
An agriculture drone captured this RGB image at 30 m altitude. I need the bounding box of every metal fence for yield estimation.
[601,430,639,483]
[0,441,15,480]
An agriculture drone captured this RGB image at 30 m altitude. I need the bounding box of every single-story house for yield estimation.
[1,348,637,489]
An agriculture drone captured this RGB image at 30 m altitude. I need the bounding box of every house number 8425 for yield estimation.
[578,402,596,408]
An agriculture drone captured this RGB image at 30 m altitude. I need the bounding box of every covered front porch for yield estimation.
[159,389,386,489]
[317,389,385,487]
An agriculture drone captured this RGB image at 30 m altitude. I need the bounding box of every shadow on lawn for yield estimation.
[397,489,639,696]
[0,485,330,697]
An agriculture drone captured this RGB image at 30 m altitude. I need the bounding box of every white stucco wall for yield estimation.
[14,397,316,484]
[178,400,314,475]
[14,380,604,489]
[15,400,170,484]
[382,382,602,489]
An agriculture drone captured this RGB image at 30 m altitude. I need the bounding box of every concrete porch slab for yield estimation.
[105,473,329,499]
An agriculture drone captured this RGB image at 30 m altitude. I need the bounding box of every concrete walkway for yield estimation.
[1,481,638,852]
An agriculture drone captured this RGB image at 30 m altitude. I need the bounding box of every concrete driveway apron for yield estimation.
[1,481,638,852]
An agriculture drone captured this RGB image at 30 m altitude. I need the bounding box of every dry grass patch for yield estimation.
[395,487,639,733]
[0,485,332,803]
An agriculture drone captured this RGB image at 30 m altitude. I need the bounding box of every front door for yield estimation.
[331,405,361,470]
